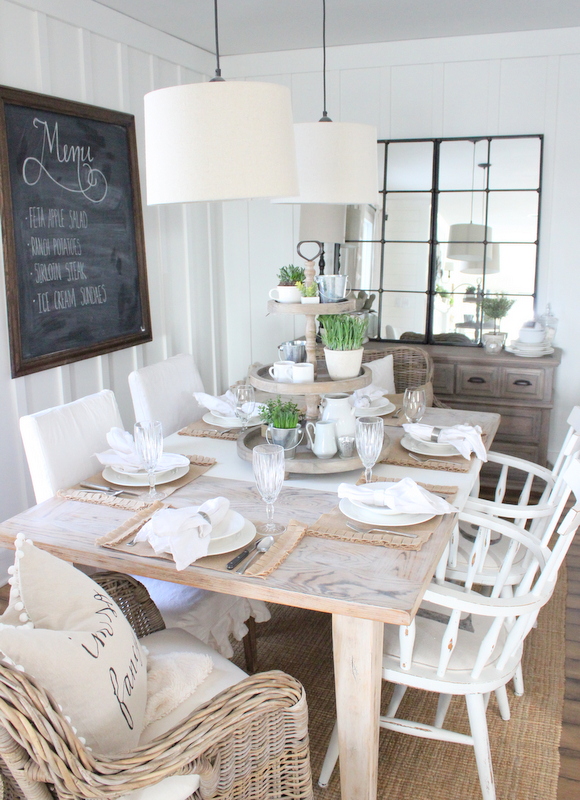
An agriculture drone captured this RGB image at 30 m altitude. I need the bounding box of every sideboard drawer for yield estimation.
[493,405,543,443]
[500,367,545,401]
[433,363,454,395]
[456,366,500,397]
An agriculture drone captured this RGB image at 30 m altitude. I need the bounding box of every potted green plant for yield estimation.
[259,397,303,459]
[296,281,319,304]
[268,264,305,304]
[481,293,515,353]
[319,314,368,380]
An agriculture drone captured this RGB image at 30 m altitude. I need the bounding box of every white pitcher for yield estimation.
[306,420,337,459]
[320,393,356,438]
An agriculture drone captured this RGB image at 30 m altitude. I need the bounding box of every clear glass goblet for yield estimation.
[234,384,256,432]
[134,421,164,500]
[403,388,427,424]
[355,415,385,484]
[252,444,286,535]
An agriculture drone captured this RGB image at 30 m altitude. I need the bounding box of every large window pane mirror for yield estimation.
[340,135,542,345]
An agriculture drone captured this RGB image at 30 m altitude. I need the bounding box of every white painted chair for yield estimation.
[128,353,205,436]
[19,389,269,670]
[319,459,580,799]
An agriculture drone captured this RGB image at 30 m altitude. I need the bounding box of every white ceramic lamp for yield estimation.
[144,81,298,204]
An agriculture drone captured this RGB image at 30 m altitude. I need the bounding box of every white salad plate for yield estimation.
[202,412,262,429]
[339,497,434,528]
[401,433,459,457]
[103,464,190,487]
[505,345,554,358]
[354,399,396,418]
[209,510,245,541]
[207,518,256,556]
[112,454,190,475]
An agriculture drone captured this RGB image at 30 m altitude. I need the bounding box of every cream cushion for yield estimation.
[0,536,147,755]
[368,354,396,394]
[128,354,205,436]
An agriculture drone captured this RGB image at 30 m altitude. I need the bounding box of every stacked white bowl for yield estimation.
[507,321,553,357]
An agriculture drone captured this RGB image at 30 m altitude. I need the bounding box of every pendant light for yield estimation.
[447,150,494,263]
[273,0,378,205]
[144,0,298,204]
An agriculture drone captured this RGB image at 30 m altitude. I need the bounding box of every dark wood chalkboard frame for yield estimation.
[0,86,151,377]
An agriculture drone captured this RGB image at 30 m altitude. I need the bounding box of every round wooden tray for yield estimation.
[236,425,392,475]
[249,363,372,395]
[267,299,357,315]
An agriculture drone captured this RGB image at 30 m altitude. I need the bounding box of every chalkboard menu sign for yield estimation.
[0,86,151,377]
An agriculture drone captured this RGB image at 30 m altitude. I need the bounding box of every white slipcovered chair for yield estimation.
[128,353,205,436]
[19,389,269,671]
[319,458,580,800]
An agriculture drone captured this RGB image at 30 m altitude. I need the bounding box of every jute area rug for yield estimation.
[231,573,567,800]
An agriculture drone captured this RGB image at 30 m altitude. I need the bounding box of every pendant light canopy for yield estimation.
[144,1,298,204]
[273,0,378,205]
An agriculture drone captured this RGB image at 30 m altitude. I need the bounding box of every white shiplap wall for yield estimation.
[220,28,580,464]
[0,0,224,523]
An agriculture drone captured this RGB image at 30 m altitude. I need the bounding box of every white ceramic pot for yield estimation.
[301,296,320,304]
[323,347,364,381]
[269,285,301,304]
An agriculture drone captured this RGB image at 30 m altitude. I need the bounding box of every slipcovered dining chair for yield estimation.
[128,353,205,436]
[18,389,269,671]
[0,547,312,800]
[319,460,580,799]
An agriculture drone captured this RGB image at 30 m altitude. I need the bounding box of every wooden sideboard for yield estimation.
[364,342,562,489]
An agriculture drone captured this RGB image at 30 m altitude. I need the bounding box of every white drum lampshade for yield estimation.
[299,204,346,244]
[446,223,493,262]
[459,244,500,275]
[273,121,379,205]
[144,81,298,204]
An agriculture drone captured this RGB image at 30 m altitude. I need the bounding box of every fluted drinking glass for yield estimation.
[403,388,427,424]
[355,415,384,484]
[253,444,286,535]
[134,420,164,500]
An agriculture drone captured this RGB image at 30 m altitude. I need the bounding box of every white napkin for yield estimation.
[95,427,187,472]
[338,478,455,514]
[193,390,263,420]
[349,383,387,408]
[403,423,487,461]
[134,497,230,570]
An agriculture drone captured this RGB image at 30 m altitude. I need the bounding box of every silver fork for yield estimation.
[347,523,417,539]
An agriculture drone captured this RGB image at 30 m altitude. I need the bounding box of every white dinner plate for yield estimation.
[348,496,421,516]
[210,510,245,541]
[112,454,190,476]
[510,339,549,350]
[401,433,460,457]
[202,412,262,429]
[339,497,434,528]
[103,464,190,487]
[207,518,256,556]
[353,398,396,417]
[505,345,554,358]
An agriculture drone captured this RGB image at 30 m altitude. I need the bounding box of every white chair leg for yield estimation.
[318,721,339,788]
[465,694,496,800]
[494,684,510,721]
[512,664,525,696]
[434,693,453,728]
[386,683,407,717]
[483,692,490,710]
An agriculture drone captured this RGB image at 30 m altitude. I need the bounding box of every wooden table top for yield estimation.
[0,408,500,626]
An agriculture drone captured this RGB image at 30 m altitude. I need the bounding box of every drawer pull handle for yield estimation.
[513,379,532,386]
[467,377,486,384]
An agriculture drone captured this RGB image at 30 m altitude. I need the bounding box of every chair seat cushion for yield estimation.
[382,595,506,677]
[0,536,147,756]
[137,577,271,658]
[139,627,247,743]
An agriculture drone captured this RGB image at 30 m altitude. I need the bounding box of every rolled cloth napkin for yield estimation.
[96,428,187,471]
[402,423,487,461]
[134,497,230,570]
[349,383,387,408]
[193,389,265,419]
[338,477,456,514]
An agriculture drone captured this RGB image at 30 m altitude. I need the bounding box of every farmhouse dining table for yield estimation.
[0,406,500,800]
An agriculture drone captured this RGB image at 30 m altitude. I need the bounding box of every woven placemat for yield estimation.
[179,419,240,441]
[381,430,472,473]
[59,456,216,508]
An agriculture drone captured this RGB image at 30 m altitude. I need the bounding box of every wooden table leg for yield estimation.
[332,614,383,800]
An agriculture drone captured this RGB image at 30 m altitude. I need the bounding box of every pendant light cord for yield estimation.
[320,0,331,121]
[211,0,224,82]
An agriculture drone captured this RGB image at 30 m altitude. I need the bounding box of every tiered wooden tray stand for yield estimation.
[242,259,375,474]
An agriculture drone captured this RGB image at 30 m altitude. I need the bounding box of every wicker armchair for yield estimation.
[0,572,313,800]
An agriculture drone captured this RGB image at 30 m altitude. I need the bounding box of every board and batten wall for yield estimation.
[221,27,580,465]
[0,0,235,527]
